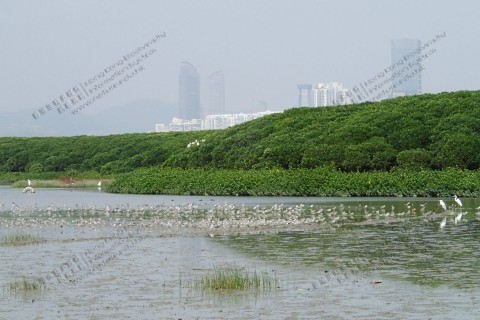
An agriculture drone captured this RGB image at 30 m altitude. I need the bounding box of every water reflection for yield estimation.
[1,187,480,318]
[216,217,480,289]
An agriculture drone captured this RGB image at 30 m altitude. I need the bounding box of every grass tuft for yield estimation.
[190,266,280,292]
[1,233,46,246]
[5,276,47,293]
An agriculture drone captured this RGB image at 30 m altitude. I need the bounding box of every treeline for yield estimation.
[0,131,208,175]
[1,90,480,176]
[163,91,480,171]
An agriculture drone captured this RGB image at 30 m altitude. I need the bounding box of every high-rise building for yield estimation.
[205,70,225,116]
[391,39,422,97]
[313,82,350,107]
[178,61,201,120]
[297,84,312,107]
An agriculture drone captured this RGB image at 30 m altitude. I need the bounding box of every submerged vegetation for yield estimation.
[2,91,480,195]
[190,266,279,292]
[1,233,46,246]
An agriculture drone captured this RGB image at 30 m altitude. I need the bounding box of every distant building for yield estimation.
[205,71,225,117]
[155,111,279,132]
[312,82,351,107]
[203,111,277,130]
[391,39,422,97]
[155,117,202,132]
[297,84,312,107]
[178,61,201,120]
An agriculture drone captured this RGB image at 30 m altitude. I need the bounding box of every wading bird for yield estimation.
[439,200,447,211]
[454,195,463,207]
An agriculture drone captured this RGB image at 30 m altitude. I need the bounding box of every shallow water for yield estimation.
[1,187,479,319]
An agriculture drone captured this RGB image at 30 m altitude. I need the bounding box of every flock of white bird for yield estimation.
[438,195,465,229]
[0,178,473,234]
[1,192,477,236]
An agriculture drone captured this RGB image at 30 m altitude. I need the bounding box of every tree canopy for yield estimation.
[1,90,480,174]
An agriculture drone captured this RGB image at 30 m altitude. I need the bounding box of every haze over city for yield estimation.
[1,0,479,136]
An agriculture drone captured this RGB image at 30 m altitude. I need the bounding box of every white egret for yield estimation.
[27,179,31,186]
[439,200,447,211]
[97,180,102,187]
[454,195,463,207]
[440,217,446,229]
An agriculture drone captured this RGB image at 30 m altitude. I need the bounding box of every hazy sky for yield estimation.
[1,0,479,118]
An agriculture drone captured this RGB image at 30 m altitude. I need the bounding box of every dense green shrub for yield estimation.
[396,148,432,169]
[106,167,480,197]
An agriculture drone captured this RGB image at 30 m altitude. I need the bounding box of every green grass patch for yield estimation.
[5,276,47,293]
[190,266,280,292]
[1,233,46,246]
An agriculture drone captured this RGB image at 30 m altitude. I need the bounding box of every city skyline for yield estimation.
[297,38,425,107]
[1,0,479,136]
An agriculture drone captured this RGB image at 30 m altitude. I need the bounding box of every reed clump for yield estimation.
[1,233,46,246]
[191,266,279,292]
[5,276,47,293]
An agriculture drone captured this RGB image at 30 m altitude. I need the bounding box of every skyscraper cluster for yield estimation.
[313,82,351,107]
[297,38,423,107]
[178,62,225,120]
[156,63,277,131]
[297,82,351,107]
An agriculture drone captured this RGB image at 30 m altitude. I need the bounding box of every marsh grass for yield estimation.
[5,276,47,293]
[1,233,46,246]
[190,266,280,292]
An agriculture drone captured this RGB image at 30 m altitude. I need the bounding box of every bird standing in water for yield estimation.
[454,195,463,207]
[439,200,447,211]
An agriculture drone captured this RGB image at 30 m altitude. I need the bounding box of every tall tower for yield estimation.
[205,70,225,116]
[391,39,422,97]
[178,61,201,120]
[297,84,312,107]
